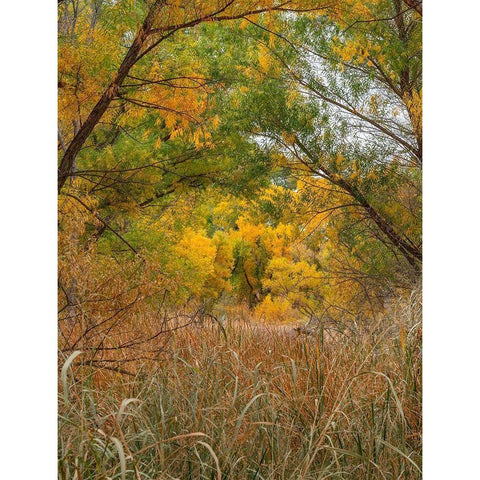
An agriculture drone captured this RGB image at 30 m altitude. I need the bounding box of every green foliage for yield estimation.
[58,0,422,354]
[58,3,422,476]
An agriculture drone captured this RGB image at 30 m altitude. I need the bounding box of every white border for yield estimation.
[424,1,480,478]
[1,1,57,477]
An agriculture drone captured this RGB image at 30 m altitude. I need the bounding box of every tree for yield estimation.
[58,0,335,192]
[210,0,421,272]
[57,0,422,368]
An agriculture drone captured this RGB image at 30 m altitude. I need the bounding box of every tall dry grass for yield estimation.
[58,292,421,479]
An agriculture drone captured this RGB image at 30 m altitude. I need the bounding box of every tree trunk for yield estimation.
[58,0,165,193]
[295,138,422,271]
[334,171,422,270]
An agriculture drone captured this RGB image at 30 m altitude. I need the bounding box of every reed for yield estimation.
[58,294,421,479]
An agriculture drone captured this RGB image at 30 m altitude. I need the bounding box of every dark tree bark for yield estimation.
[295,138,422,271]
[58,0,165,193]
[402,0,422,16]
[57,1,333,193]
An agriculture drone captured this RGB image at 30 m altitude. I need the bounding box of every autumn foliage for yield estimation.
[58,1,421,476]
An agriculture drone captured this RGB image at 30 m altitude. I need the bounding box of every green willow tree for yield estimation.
[201,0,422,288]
[58,0,335,192]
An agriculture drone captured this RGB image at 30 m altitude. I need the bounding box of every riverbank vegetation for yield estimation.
[58,0,422,477]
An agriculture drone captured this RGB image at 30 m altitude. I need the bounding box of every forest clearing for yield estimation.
[57,0,422,478]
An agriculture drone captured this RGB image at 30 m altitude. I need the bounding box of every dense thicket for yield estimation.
[58,0,421,366]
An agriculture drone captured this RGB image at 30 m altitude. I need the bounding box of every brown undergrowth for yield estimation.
[58,293,421,479]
